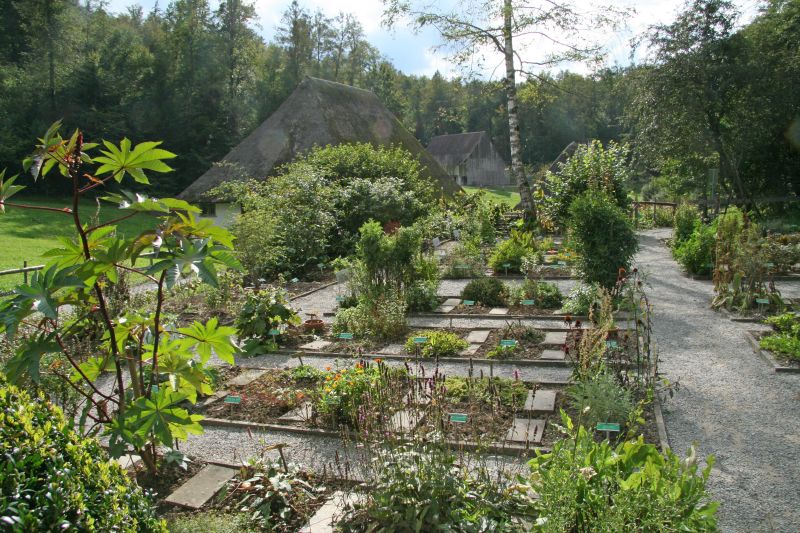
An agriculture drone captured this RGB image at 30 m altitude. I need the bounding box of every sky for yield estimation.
[106,0,762,79]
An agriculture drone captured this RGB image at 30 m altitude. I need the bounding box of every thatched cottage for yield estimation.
[426,131,509,187]
[179,77,459,225]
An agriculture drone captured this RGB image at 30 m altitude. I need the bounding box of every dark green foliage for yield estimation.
[673,223,716,275]
[0,374,166,532]
[544,140,631,227]
[236,288,301,351]
[673,203,701,245]
[568,193,638,290]
[461,277,508,307]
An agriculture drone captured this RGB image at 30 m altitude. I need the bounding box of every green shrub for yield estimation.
[544,140,631,227]
[673,203,700,245]
[236,288,301,352]
[673,223,716,275]
[404,330,468,357]
[509,280,563,309]
[441,243,484,279]
[339,443,531,530]
[488,229,537,273]
[0,375,166,532]
[332,292,408,340]
[527,413,719,531]
[568,192,638,290]
[561,283,603,315]
[566,371,634,429]
[461,277,508,307]
[760,334,800,360]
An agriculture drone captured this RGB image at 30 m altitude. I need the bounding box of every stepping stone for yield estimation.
[301,491,361,533]
[377,343,406,355]
[435,305,455,313]
[523,390,556,413]
[459,344,482,356]
[540,349,566,361]
[505,418,546,445]
[465,330,491,343]
[389,410,422,434]
[542,331,567,345]
[164,464,236,509]
[226,369,266,387]
[115,454,140,470]
[489,308,509,315]
[442,298,462,306]
[300,339,333,351]
[278,402,313,423]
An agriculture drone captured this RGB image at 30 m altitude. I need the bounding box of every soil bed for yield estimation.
[138,457,204,503]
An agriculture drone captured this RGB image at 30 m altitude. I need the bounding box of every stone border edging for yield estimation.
[288,280,339,302]
[277,348,574,368]
[743,330,800,373]
[199,416,551,457]
[653,393,671,452]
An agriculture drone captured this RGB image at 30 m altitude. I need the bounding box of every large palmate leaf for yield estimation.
[153,340,213,403]
[4,335,60,384]
[93,139,176,184]
[177,317,237,364]
[12,264,85,320]
[0,170,24,214]
[146,238,221,288]
[101,190,199,214]
[125,388,203,447]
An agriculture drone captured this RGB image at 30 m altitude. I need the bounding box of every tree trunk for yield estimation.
[503,0,536,219]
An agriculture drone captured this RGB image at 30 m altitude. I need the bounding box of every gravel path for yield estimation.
[637,229,800,532]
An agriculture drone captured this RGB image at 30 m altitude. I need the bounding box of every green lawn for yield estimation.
[0,196,155,291]
[462,186,520,208]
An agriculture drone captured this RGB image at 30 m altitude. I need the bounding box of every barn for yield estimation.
[179,77,459,225]
[426,131,509,187]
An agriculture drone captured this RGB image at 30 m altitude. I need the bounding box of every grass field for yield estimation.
[462,186,520,208]
[0,196,155,291]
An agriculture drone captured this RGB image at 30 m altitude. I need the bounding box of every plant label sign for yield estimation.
[290,277,299,283]
[268,328,281,336]
[755,298,770,305]
[455,264,469,270]
[335,296,345,302]
[765,262,775,268]
[500,339,517,347]
[557,260,567,266]
[224,395,242,405]
[151,385,159,393]
[338,332,354,340]
[596,422,620,432]
[413,336,428,344]
[449,413,468,423]
[605,340,619,349]
[463,300,475,306]
[521,299,536,306]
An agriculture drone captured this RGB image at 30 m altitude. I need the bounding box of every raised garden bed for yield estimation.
[744,330,800,373]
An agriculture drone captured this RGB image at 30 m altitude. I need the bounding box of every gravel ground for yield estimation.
[638,228,800,532]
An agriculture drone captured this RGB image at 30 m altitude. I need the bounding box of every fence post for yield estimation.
[23,260,27,284]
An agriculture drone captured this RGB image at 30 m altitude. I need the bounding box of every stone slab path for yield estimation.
[164,464,236,509]
[637,229,799,532]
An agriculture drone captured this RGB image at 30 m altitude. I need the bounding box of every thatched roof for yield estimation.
[180,77,460,200]
[548,141,579,173]
[426,132,486,168]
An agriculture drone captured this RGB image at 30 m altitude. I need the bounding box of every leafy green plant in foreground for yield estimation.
[0,374,166,531]
[0,123,239,474]
[526,412,719,531]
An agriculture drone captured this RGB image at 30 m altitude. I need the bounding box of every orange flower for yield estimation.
[325,366,332,371]
[374,358,382,364]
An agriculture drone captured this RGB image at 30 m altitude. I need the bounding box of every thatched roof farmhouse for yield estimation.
[180,77,459,223]
[426,131,509,187]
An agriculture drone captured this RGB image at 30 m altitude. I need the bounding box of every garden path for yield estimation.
[637,228,800,532]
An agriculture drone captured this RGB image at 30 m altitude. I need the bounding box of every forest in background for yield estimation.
[0,0,797,209]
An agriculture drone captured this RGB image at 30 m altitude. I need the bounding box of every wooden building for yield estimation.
[426,131,509,187]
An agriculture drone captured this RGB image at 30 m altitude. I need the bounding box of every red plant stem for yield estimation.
[85,211,139,233]
[69,140,127,412]
[1,201,73,214]
[52,331,117,405]
[147,270,167,397]
[113,263,158,284]
[50,369,107,424]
